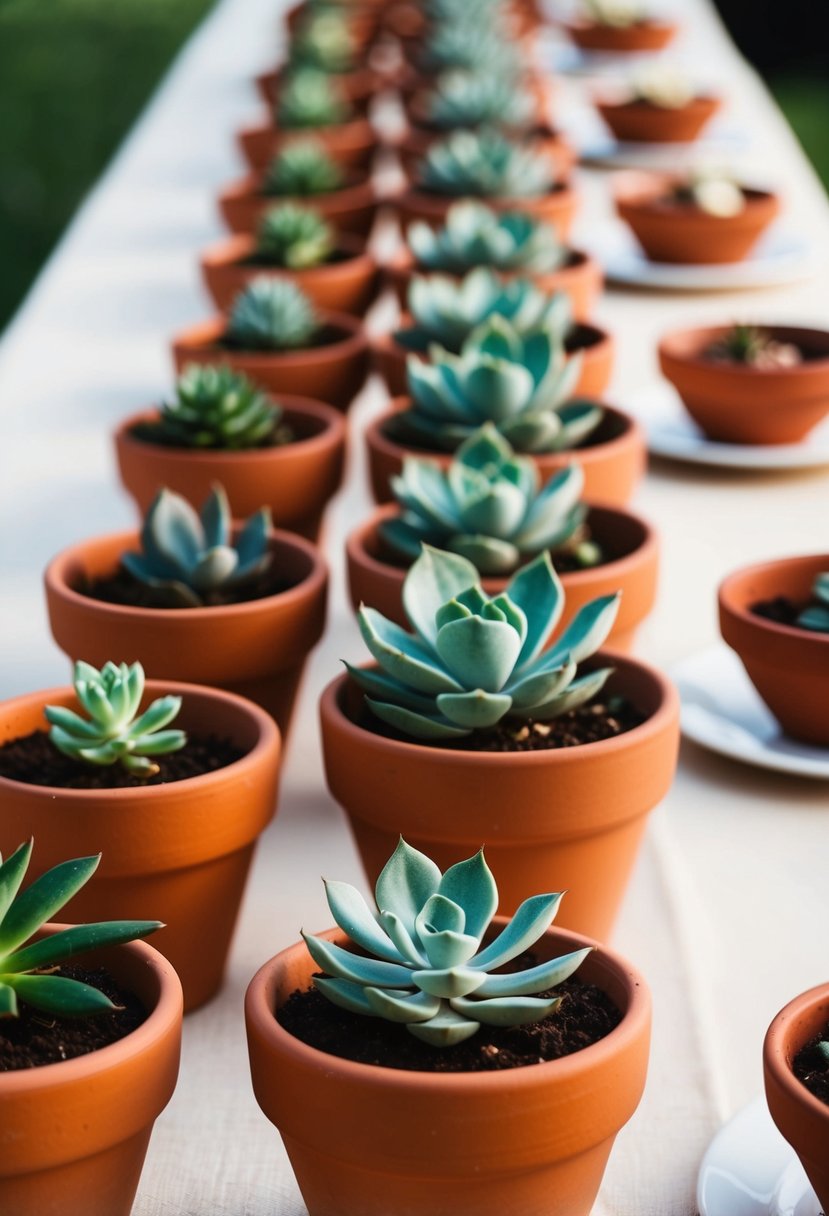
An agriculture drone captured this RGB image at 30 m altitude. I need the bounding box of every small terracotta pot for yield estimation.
[286,0,383,49]
[0,932,182,1216]
[764,985,829,1214]
[563,18,678,52]
[256,66,384,108]
[246,924,651,1216]
[613,171,781,264]
[320,659,679,939]
[114,397,347,542]
[365,399,645,506]
[237,118,377,174]
[218,171,380,239]
[596,94,721,144]
[393,180,579,239]
[659,325,829,444]
[171,313,369,410]
[719,554,829,747]
[44,529,328,743]
[346,502,658,650]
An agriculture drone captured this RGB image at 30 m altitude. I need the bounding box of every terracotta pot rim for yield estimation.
[395,180,575,213]
[200,230,371,275]
[386,245,595,277]
[612,171,778,212]
[659,325,829,378]
[718,554,829,646]
[237,115,375,144]
[764,983,829,1123]
[376,322,609,363]
[565,16,676,33]
[219,171,377,210]
[172,311,367,371]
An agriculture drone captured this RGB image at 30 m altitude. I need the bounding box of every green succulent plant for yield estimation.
[0,841,162,1019]
[255,203,336,268]
[263,140,346,197]
[146,364,284,450]
[304,838,591,1047]
[417,129,556,200]
[818,1041,829,1061]
[583,0,646,26]
[276,68,351,128]
[424,0,505,22]
[382,425,600,575]
[226,278,320,351]
[122,485,272,608]
[797,572,829,633]
[407,201,568,275]
[421,70,536,132]
[418,22,522,75]
[288,11,356,73]
[347,544,619,740]
[707,324,801,371]
[45,661,186,778]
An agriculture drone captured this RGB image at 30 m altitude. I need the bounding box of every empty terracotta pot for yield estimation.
[237,118,377,174]
[563,17,678,52]
[0,931,182,1216]
[393,180,579,238]
[218,172,379,239]
[246,923,651,1216]
[719,554,829,746]
[659,325,829,444]
[596,94,721,143]
[764,984,829,1215]
[0,681,280,1011]
[256,66,384,108]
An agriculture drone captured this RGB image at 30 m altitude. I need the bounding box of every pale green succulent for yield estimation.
[347,544,619,740]
[0,840,162,1018]
[408,202,568,275]
[146,364,283,450]
[797,573,829,633]
[255,203,335,268]
[304,838,591,1047]
[122,485,272,608]
[382,425,600,575]
[417,130,555,199]
[818,1041,829,1061]
[276,68,351,128]
[45,661,186,778]
[424,0,505,22]
[421,70,536,132]
[418,22,522,75]
[263,141,346,197]
[226,278,320,351]
[288,12,356,73]
[583,0,647,26]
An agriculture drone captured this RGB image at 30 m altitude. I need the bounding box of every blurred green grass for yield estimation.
[770,74,829,192]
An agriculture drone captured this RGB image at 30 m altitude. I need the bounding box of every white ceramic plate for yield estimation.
[563,106,749,167]
[672,646,829,780]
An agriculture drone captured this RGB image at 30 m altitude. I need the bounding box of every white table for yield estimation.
[0,1,827,1212]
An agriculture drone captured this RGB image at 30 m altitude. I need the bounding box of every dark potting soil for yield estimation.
[129,417,295,451]
[0,730,244,789]
[242,247,353,269]
[80,563,295,610]
[752,596,812,629]
[793,1019,829,1106]
[0,965,147,1071]
[277,976,621,1072]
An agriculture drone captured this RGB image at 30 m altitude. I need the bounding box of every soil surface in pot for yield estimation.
[277,975,620,1072]
[0,965,147,1071]
[0,730,244,789]
[241,247,354,270]
[81,565,295,610]
[221,323,349,353]
[752,596,819,630]
[793,1018,829,1105]
[129,418,295,451]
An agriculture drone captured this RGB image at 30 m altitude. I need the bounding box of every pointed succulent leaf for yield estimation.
[364,987,442,1023]
[471,893,565,970]
[408,1007,481,1046]
[451,993,562,1025]
[505,658,578,708]
[301,931,413,988]
[365,699,472,740]
[200,485,230,550]
[543,594,621,668]
[476,947,593,997]
[516,666,614,720]
[343,664,438,714]
[437,850,497,943]
[435,689,513,728]
[375,839,442,937]
[312,976,375,1016]
[401,545,480,646]
[505,552,564,669]
[3,973,119,1017]
[358,607,462,695]
[0,841,33,926]
[0,854,101,955]
[322,880,402,963]
[2,920,163,974]
[412,966,487,999]
[124,696,183,740]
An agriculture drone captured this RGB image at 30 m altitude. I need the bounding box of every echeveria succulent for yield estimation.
[122,485,272,608]
[347,544,619,739]
[420,70,536,132]
[150,364,283,450]
[276,68,351,128]
[417,130,556,200]
[263,141,346,197]
[797,572,829,633]
[407,202,568,275]
[45,661,186,778]
[226,278,320,351]
[382,425,599,575]
[304,838,591,1046]
[288,11,356,72]
[418,22,522,75]
[255,203,335,268]
[0,840,162,1018]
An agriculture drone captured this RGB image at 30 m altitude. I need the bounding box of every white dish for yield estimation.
[672,646,829,780]
[563,106,749,167]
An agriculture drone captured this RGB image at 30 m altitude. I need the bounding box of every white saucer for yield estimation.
[671,646,829,780]
[564,108,749,167]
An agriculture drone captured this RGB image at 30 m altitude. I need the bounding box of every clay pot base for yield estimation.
[277,977,621,1072]
[0,966,147,1071]
[81,566,294,610]
[793,1018,829,1105]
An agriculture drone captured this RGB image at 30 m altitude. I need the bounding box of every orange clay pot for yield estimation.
[245,923,651,1216]
[218,172,380,239]
[44,530,327,744]
[393,181,579,239]
[256,66,385,108]
[200,232,380,316]
[320,659,679,939]
[764,985,829,1214]
[237,118,377,175]
[596,94,721,144]
[114,397,347,543]
[719,554,829,747]
[0,682,280,1011]
[659,325,829,445]
[346,502,658,651]
[365,399,645,506]
[171,313,369,410]
[563,18,678,52]
[0,931,182,1216]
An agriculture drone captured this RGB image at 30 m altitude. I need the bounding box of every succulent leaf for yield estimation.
[276,67,351,128]
[420,70,536,132]
[796,572,829,633]
[255,203,335,268]
[263,140,346,197]
[148,365,281,454]
[408,202,568,274]
[226,277,320,351]
[417,129,556,199]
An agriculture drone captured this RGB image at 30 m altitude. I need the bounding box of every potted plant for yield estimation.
[562,0,678,53]
[595,66,721,144]
[256,7,383,105]
[44,486,328,741]
[246,839,652,1216]
[719,556,829,746]
[286,0,383,52]
[394,12,545,101]
[659,324,829,444]
[0,841,182,1216]
[172,278,369,409]
[321,546,679,938]
[0,661,280,1009]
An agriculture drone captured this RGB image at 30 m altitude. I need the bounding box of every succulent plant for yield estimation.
[672,168,745,217]
[226,278,320,351]
[288,11,356,73]
[255,203,335,268]
[418,22,522,76]
[797,572,829,633]
[122,485,272,608]
[407,202,568,275]
[382,425,600,575]
[420,70,536,132]
[276,68,351,128]
[583,0,646,26]
[45,661,186,778]
[263,140,346,197]
[706,324,801,370]
[417,129,556,199]
[347,544,619,740]
[0,840,162,1018]
[304,838,591,1047]
[631,65,695,109]
[424,0,505,22]
[147,364,284,450]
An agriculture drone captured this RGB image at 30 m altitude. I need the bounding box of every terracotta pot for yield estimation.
[218,171,380,239]
[0,932,182,1216]
[286,0,383,50]
[659,325,829,444]
[395,120,577,179]
[44,529,327,743]
[320,658,679,938]
[719,554,829,747]
[171,313,369,410]
[114,397,347,543]
[0,681,280,1010]
[256,66,384,108]
[392,178,578,239]
[237,118,377,174]
[596,94,721,144]
[246,924,651,1216]
[563,18,678,52]
[365,399,645,506]
[764,984,829,1214]
[346,502,658,651]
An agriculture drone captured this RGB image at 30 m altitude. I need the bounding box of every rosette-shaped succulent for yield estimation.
[304,838,591,1046]
[382,425,599,575]
[418,22,522,75]
[417,130,556,199]
[151,364,284,450]
[421,70,536,132]
[347,544,619,739]
[255,203,335,268]
[122,485,272,608]
[288,11,356,73]
[408,202,568,275]
[798,572,829,633]
[226,278,320,351]
[263,141,346,197]
[276,68,351,128]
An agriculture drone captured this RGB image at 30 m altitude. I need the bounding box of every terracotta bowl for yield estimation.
[595,94,721,144]
[563,17,678,52]
[237,117,378,174]
[218,172,380,239]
